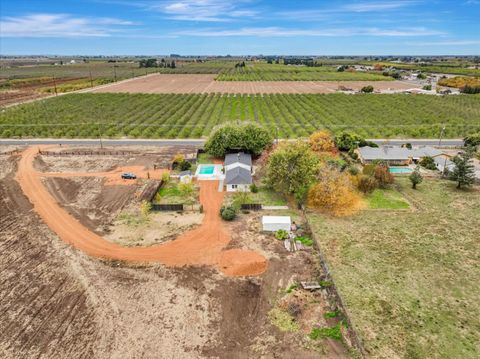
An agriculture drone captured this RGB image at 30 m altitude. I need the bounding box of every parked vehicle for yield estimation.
[121,172,137,180]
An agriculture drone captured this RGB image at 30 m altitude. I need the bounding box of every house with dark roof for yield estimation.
[357,145,448,166]
[224,152,253,192]
[356,146,412,165]
[224,152,252,171]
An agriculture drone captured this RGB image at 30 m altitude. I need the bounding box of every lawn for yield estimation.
[366,188,410,209]
[249,185,288,206]
[306,178,480,358]
[154,181,197,205]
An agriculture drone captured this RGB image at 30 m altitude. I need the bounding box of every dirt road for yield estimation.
[16,146,267,276]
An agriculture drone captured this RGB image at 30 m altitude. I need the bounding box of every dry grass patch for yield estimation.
[307,178,480,358]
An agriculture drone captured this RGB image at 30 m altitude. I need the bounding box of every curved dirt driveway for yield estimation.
[15,146,267,276]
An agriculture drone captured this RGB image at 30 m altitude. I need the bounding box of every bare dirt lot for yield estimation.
[89,74,418,94]
[1,148,351,358]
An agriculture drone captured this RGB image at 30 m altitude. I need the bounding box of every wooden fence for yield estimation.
[302,209,368,358]
[241,203,262,211]
[151,204,184,211]
[38,150,136,156]
[138,180,162,202]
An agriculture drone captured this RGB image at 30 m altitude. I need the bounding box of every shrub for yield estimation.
[358,175,378,194]
[419,156,437,170]
[275,229,289,240]
[204,123,272,157]
[220,206,236,221]
[464,133,480,148]
[335,132,371,151]
[409,167,423,189]
[361,85,374,93]
[179,161,192,171]
[161,172,170,183]
[309,323,342,341]
[308,168,364,217]
[423,84,432,91]
[309,130,336,153]
[250,183,258,193]
[374,165,394,188]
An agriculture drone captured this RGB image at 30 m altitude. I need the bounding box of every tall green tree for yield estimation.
[266,141,320,203]
[204,123,272,157]
[449,148,476,189]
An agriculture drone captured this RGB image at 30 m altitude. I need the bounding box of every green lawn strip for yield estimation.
[248,185,288,206]
[197,153,215,164]
[366,188,410,209]
[155,181,197,204]
[306,178,480,358]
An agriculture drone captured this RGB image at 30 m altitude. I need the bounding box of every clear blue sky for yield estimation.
[1,0,479,55]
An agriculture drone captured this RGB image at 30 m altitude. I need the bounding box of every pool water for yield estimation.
[389,167,413,174]
[199,165,215,175]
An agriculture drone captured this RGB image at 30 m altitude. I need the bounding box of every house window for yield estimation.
[231,184,238,189]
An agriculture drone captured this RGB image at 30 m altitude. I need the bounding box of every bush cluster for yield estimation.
[204,123,273,157]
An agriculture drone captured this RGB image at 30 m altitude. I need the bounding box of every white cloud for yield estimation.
[146,0,258,22]
[344,1,418,12]
[405,40,480,46]
[174,26,445,37]
[0,13,134,38]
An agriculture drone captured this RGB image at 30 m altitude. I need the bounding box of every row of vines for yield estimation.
[1,93,479,138]
[217,63,390,81]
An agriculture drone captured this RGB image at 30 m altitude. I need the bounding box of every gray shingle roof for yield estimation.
[225,167,252,185]
[224,152,252,167]
[412,146,443,158]
[434,156,455,171]
[358,146,411,161]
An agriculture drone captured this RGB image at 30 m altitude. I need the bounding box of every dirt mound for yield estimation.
[218,249,268,276]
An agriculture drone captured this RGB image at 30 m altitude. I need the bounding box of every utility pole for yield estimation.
[52,74,58,96]
[113,65,117,82]
[99,123,104,149]
[89,70,93,87]
[438,125,446,147]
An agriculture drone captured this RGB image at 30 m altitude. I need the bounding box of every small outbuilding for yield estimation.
[179,170,193,183]
[262,216,291,232]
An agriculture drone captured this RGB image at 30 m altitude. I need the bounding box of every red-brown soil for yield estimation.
[89,74,418,94]
[16,146,267,276]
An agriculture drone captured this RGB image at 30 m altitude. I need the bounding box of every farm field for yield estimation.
[1,93,479,139]
[306,178,480,358]
[217,63,390,81]
[0,146,351,358]
[89,74,411,94]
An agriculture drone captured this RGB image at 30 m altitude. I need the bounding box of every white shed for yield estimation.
[262,216,291,232]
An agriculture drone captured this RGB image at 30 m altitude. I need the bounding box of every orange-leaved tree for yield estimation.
[309,130,336,154]
[307,168,364,217]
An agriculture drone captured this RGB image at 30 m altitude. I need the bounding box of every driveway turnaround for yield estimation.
[16,146,267,276]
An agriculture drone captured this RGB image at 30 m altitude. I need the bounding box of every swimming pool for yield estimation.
[389,167,413,174]
[198,165,215,175]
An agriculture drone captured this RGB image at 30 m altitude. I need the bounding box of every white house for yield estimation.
[225,167,252,192]
[262,216,291,232]
[224,152,253,192]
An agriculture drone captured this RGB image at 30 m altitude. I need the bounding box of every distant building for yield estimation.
[357,145,448,166]
[356,146,412,165]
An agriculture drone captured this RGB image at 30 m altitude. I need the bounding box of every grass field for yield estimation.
[367,188,410,209]
[306,178,480,358]
[1,93,479,139]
